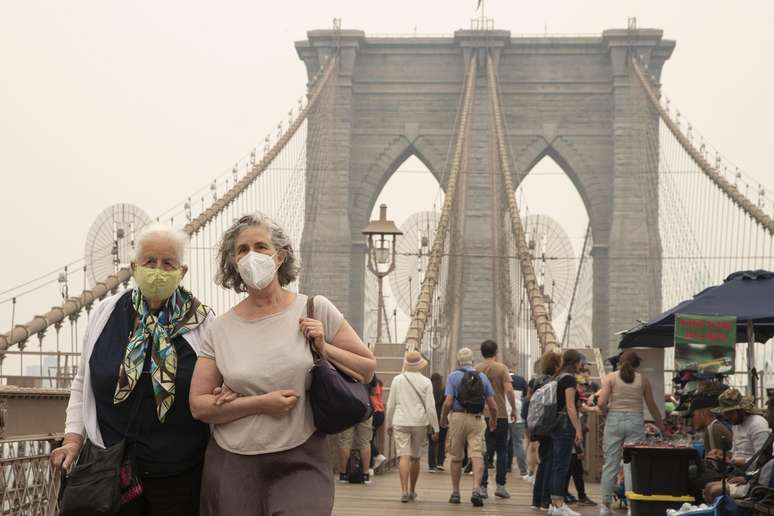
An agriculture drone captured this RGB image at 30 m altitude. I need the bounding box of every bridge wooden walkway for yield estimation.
[333,467,607,516]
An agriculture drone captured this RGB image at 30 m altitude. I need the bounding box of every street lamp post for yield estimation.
[363,204,403,344]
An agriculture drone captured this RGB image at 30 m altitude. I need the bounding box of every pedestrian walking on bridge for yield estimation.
[385,351,439,503]
[475,339,518,500]
[441,347,497,507]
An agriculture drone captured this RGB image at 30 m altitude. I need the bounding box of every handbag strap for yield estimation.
[306,295,320,360]
[403,373,430,422]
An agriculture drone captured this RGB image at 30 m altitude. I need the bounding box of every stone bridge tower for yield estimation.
[296,28,674,359]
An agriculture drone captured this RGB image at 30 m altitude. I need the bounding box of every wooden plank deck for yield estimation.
[333,466,612,516]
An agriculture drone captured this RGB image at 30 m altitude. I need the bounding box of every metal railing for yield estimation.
[1,435,63,516]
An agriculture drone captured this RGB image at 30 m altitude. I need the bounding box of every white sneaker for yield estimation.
[547,506,555,516]
[522,474,533,482]
[554,504,580,516]
[599,505,614,516]
[373,454,387,470]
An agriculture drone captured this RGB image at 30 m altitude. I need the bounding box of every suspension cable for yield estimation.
[486,50,560,353]
[403,51,478,353]
[631,56,774,235]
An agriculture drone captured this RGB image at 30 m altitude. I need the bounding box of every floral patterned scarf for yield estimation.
[113,287,209,421]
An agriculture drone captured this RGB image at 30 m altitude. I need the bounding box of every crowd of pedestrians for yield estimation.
[381,339,604,510]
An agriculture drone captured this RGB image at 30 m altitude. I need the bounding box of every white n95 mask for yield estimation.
[237,251,280,290]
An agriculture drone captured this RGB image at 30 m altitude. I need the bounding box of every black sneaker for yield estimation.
[449,493,461,504]
[578,497,598,506]
[471,491,484,507]
[363,473,371,484]
[338,473,349,484]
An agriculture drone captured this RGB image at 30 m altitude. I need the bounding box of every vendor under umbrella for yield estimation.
[687,393,732,501]
[703,388,770,501]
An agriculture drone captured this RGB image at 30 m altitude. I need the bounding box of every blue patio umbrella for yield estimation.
[619,270,774,349]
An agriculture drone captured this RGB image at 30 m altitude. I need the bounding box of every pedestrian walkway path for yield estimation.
[333,467,610,516]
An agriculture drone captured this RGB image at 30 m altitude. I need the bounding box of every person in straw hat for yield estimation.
[702,388,770,501]
[385,351,440,503]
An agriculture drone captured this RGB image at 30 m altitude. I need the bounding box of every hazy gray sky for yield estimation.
[1,0,773,336]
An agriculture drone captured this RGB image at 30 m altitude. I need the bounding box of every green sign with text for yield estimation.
[674,313,736,373]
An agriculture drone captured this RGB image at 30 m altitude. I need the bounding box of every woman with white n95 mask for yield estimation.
[190,212,376,516]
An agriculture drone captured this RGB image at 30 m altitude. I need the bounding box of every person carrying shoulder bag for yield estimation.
[385,351,439,503]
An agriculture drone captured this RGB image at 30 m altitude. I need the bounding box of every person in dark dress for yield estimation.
[547,350,586,516]
[52,224,213,515]
[428,373,448,472]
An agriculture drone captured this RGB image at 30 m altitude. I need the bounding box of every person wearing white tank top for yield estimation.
[596,351,665,516]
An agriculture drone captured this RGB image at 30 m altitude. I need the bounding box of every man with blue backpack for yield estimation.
[440,347,498,508]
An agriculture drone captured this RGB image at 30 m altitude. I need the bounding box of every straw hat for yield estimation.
[711,388,763,415]
[403,351,428,372]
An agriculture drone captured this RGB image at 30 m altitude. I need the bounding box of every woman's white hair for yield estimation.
[132,222,188,264]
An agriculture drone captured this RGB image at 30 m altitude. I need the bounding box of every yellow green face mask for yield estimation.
[133,265,183,302]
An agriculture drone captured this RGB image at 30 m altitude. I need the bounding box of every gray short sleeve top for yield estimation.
[200,293,344,454]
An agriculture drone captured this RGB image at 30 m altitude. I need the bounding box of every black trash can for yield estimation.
[624,445,700,497]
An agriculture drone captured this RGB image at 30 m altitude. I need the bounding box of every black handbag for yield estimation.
[306,295,373,434]
[59,369,144,515]
[59,439,126,515]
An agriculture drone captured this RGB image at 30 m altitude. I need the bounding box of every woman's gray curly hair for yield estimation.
[216,212,299,292]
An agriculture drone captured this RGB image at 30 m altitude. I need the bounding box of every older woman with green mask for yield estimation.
[51,223,214,516]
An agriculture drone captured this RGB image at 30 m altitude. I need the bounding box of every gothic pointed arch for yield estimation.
[511,136,610,244]
[351,134,446,233]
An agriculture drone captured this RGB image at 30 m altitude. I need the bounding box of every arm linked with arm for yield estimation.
[189,357,298,424]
